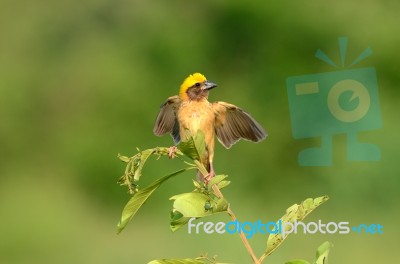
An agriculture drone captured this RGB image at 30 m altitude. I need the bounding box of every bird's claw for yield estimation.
[204,170,215,184]
[168,146,178,159]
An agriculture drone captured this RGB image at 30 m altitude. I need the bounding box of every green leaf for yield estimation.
[117,168,191,233]
[118,154,130,163]
[285,241,332,264]
[134,149,156,181]
[148,259,205,264]
[193,130,206,158]
[177,131,206,161]
[169,192,228,231]
[217,180,230,189]
[170,211,191,232]
[170,192,210,217]
[170,192,229,218]
[118,147,186,194]
[207,175,227,188]
[192,179,202,189]
[285,260,311,264]
[262,196,329,259]
[194,160,208,177]
[207,175,230,190]
[213,196,229,212]
[314,241,332,264]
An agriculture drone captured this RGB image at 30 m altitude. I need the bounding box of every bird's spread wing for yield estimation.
[153,95,181,144]
[213,101,267,149]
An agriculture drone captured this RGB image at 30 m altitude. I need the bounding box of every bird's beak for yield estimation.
[204,80,217,90]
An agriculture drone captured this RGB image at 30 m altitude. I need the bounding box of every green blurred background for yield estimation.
[1,0,399,263]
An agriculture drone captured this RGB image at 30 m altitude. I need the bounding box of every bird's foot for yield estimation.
[204,168,215,184]
[168,146,178,159]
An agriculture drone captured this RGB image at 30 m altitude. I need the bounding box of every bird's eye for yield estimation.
[195,83,200,87]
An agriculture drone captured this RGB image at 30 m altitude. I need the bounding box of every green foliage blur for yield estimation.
[0,0,399,263]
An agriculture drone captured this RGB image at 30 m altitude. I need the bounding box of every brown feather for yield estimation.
[213,101,267,149]
[177,99,215,168]
[153,96,181,144]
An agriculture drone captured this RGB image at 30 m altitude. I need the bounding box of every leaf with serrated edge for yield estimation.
[262,196,329,259]
[314,241,331,264]
[117,168,191,233]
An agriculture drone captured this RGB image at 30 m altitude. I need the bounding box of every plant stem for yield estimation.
[259,253,268,263]
[211,185,261,264]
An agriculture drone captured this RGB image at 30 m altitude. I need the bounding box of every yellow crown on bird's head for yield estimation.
[179,73,207,100]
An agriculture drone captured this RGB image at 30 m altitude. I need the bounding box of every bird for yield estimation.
[153,73,267,182]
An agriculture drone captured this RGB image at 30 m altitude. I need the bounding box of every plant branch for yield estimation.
[258,252,268,263]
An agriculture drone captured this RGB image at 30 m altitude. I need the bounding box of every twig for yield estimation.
[211,185,261,264]
[259,253,268,263]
